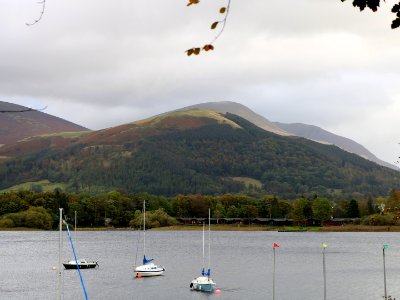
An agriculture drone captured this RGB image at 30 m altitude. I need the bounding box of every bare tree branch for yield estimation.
[26,0,46,26]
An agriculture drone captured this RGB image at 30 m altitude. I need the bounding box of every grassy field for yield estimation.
[0,180,67,193]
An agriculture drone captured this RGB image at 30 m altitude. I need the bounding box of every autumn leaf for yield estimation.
[203,44,215,51]
[187,0,200,7]
[219,7,226,14]
[211,21,219,29]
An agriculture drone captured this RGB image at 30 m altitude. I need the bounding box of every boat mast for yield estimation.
[202,221,205,271]
[143,199,146,256]
[208,208,211,274]
[74,211,77,239]
[58,208,62,300]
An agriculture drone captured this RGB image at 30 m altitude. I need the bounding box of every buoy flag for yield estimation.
[273,243,279,248]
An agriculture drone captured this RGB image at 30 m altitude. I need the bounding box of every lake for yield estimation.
[1,230,400,299]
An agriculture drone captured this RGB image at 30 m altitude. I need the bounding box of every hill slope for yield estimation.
[176,101,291,136]
[273,122,397,170]
[178,101,394,170]
[1,110,399,198]
[0,101,89,145]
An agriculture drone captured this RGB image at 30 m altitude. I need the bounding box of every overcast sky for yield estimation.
[1,0,399,164]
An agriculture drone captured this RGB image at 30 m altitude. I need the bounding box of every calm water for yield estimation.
[1,230,400,299]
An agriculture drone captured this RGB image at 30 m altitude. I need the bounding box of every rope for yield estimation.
[64,220,89,300]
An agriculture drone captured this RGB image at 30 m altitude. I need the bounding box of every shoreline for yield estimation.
[2,224,400,232]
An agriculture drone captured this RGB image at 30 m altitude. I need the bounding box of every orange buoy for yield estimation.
[137,273,142,279]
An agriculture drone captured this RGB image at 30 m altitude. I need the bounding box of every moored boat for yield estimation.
[63,259,98,270]
[190,271,216,292]
[190,208,216,293]
[134,200,165,277]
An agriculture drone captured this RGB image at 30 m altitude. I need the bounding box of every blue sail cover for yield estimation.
[201,268,205,276]
[205,268,211,277]
[143,255,154,265]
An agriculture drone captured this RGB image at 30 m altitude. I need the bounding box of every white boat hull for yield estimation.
[135,263,165,277]
[190,276,216,292]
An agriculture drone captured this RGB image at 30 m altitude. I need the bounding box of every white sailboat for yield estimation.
[134,200,165,277]
[190,208,216,292]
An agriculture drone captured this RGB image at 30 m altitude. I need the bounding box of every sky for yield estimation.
[1,0,399,164]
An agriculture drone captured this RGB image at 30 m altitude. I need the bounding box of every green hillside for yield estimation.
[0,111,399,198]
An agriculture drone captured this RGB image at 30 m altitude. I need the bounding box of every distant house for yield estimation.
[324,218,360,226]
[293,218,321,227]
[176,217,206,224]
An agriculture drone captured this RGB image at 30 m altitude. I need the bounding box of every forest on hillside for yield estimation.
[1,114,399,199]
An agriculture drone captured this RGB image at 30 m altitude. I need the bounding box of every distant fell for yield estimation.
[176,101,291,136]
[0,101,89,145]
[274,122,397,170]
[176,101,395,170]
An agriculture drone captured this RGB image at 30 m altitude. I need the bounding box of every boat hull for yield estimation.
[63,259,98,270]
[135,263,165,277]
[190,276,216,292]
[63,263,98,269]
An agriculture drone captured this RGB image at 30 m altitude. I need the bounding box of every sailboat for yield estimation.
[63,211,98,270]
[134,200,165,277]
[190,208,216,292]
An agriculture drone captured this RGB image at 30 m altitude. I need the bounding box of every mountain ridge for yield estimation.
[177,101,396,170]
[1,109,399,198]
[273,122,397,170]
[0,101,89,145]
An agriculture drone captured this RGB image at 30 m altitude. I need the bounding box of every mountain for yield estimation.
[1,109,399,198]
[176,101,291,136]
[0,101,89,145]
[273,122,397,170]
[179,101,395,170]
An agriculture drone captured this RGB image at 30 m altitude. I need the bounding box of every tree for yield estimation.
[129,208,178,229]
[292,198,313,223]
[213,201,226,222]
[347,199,360,218]
[312,198,333,225]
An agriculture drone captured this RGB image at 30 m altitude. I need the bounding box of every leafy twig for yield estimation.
[186,0,232,56]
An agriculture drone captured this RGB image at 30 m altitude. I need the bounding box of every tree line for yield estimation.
[1,189,398,230]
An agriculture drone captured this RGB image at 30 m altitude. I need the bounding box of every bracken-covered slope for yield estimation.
[0,110,399,198]
[0,101,89,145]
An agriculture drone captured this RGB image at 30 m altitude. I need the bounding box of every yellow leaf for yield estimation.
[211,21,219,30]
